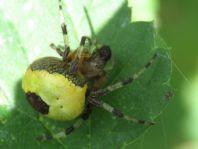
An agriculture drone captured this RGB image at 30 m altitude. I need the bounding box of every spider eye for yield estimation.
[26,92,49,114]
[98,45,111,61]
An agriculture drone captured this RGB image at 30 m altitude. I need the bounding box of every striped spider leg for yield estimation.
[69,36,93,74]
[88,98,154,125]
[88,54,158,124]
[92,53,157,96]
[37,104,92,141]
[49,0,70,61]
[58,0,70,59]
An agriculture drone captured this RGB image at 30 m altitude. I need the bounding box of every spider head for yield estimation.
[97,45,112,61]
[79,45,112,79]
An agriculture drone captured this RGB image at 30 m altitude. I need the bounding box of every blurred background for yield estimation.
[128,0,198,149]
[0,0,198,148]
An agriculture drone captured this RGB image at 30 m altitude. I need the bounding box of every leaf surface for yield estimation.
[0,0,171,149]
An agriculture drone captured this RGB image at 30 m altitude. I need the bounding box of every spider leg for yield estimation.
[92,53,157,96]
[50,43,64,57]
[37,104,92,141]
[88,98,155,125]
[69,36,92,74]
[37,118,83,141]
[58,0,70,60]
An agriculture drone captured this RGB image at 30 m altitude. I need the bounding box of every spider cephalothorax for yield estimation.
[22,0,157,141]
[79,45,111,79]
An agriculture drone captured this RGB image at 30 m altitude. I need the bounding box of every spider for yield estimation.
[22,0,157,141]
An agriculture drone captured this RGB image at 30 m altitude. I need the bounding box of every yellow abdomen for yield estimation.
[22,68,87,121]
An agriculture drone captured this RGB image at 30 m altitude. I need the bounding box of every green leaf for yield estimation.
[0,0,171,149]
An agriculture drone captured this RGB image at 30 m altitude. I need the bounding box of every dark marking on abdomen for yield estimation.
[26,92,49,114]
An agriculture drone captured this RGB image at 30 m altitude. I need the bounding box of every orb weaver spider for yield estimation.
[22,0,157,141]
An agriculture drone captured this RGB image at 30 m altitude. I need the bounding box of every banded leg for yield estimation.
[69,36,92,74]
[37,118,84,141]
[50,43,64,56]
[58,0,70,60]
[37,105,92,141]
[88,98,155,125]
[92,54,157,96]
